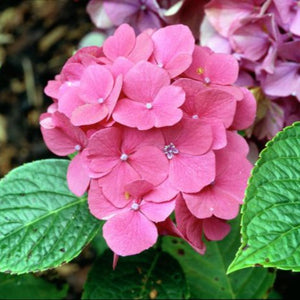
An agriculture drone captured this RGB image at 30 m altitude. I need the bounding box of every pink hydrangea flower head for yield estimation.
[113,61,185,129]
[41,22,256,257]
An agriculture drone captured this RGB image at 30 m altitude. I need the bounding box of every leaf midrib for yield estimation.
[0,196,86,242]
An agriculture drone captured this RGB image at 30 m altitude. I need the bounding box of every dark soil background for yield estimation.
[0,0,298,298]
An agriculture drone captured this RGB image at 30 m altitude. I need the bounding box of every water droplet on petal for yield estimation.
[157,62,163,68]
[192,114,199,119]
[291,91,297,97]
[209,207,214,212]
[98,97,104,103]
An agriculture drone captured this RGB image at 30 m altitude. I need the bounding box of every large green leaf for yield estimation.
[0,273,68,299]
[163,217,276,299]
[0,159,100,274]
[228,122,300,273]
[82,249,189,299]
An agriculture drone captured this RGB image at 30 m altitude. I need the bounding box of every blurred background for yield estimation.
[0,0,93,178]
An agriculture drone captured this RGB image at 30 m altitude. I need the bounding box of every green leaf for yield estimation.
[228,122,300,273]
[0,273,68,299]
[82,249,189,299]
[163,217,276,299]
[0,159,100,274]
[90,221,108,256]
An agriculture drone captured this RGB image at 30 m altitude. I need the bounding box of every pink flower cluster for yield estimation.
[201,0,300,139]
[40,24,255,256]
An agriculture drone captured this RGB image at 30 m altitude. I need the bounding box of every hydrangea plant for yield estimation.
[1,1,300,298]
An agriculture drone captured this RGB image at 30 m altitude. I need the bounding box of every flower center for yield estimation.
[204,77,211,84]
[74,144,81,151]
[131,202,140,211]
[146,102,153,109]
[120,153,128,161]
[164,143,179,159]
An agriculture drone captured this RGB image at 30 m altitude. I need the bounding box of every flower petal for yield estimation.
[103,210,158,256]
[67,154,90,197]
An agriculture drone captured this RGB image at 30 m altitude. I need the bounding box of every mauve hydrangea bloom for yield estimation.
[41,23,256,257]
[201,0,300,140]
[86,0,208,39]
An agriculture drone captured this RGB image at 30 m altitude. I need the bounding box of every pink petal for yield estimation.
[71,103,109,126]
[105,74,123,117]
[67,154,90,196]
[200,119,227,150]
[175,79,237,128]
[98,162,141,206]
[40,112,87,156]
[114,85,185,130]
[224,131,249,157]
[151,85,185,127]
[203,217,231,241]
[103,210,158,256]
[86,127,121,174]
[183,187,241,220]
[79,64,114,103]
[61,62,84,82]
[143,178,179,203]
[121,127,165,153]
[88,180,129,219]
[169,151,216,193]
[206,53,239,85]
[103,23,136,61]
[152,24,195,78]
[44,79,61,99]
[213,148,252,204]
[58,86,85,118]
[141,199,175,223]
[113,99,156,130]
[175,195,206,254]
[183,45,211,81]
[130,146,169,185]
[162,119,213,155]
[123,61,170,102]
[124,180,154,198]
[128,32,153,62]
[230,87,256,130]
[108,57,134,78]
